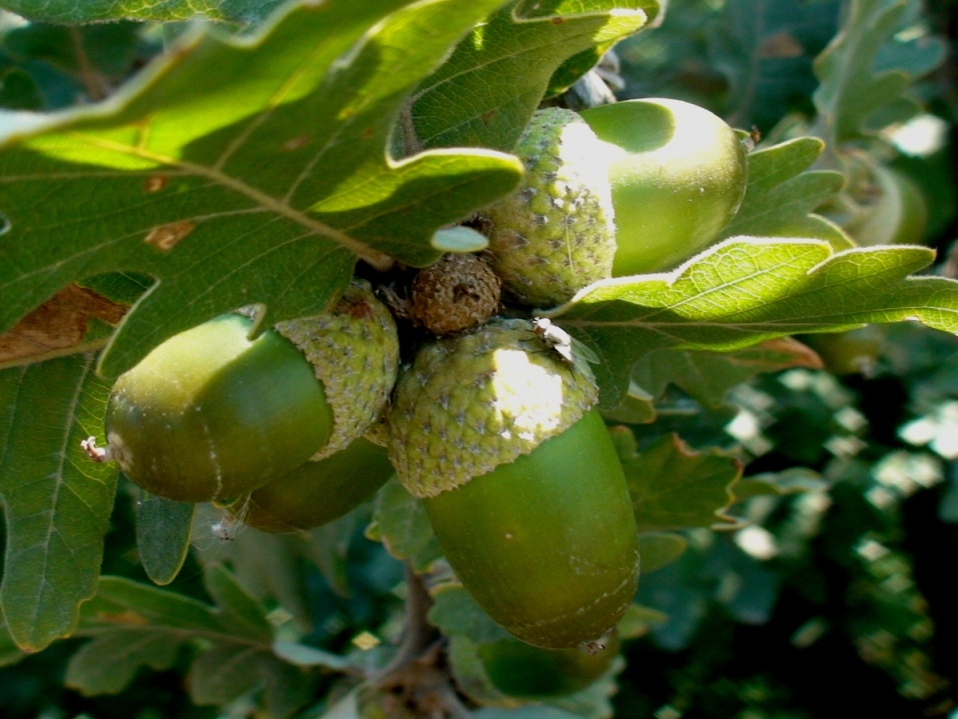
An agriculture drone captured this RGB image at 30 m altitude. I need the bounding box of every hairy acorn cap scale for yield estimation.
[274,279,399,459]
[483,108,616,308]
[387,318,599,498]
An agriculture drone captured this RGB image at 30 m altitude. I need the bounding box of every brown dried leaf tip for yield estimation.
[409,252,501,336]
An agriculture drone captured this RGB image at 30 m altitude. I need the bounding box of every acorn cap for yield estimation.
[275,279,399,460]
[483,108,616,307]
[387,318,599,498]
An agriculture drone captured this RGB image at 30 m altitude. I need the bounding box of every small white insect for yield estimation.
[531,317,599,367]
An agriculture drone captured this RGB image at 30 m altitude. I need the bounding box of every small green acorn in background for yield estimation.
[388,319,640,649]
[85,280,398,504]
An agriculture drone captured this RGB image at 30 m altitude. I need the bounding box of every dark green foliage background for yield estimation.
[2,0,958,717]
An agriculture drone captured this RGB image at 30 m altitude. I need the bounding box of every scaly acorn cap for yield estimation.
[275,279,399,460]
[387,318,599,498]
[483,108,616,308]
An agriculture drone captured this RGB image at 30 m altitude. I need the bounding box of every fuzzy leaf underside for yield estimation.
[548,238,958,408]
[717,137,849,248]
[0,0,521,378]
[0,0,286,24]
[0,354,116,651]
[610,429,741,533]
[813,0,946,145]
[412,0,659,152]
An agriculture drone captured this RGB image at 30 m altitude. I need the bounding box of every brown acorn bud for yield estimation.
[409,252,501,336]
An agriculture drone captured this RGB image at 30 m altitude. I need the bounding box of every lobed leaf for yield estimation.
[812,0,946,145]
[412,0,659,152]
[609,428,741,533]
[0,354,116,651]
[632,337,823,409]
[547,237,958,408]
[717,137,849,248]
[0,0,521,378]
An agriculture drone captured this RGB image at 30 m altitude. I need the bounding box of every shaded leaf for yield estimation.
[637,532,688,573]
[412,0,658,151]
[188,642,315,717]
[133,489,194,585]
[633,337,823,409]
[304,513,357,599]
[66,630,181,695]
[0,0,286,24]
[709,0,841,129]
[427,584,510,645]
[733,467,826,502]
[599,381,656,424]
[0,354,116,651]
[367,479,442,571]
[616,603,668,640]
[203,562,273,642]
[813,0,945,145]
[717,137,850,248]
[548,238,958,408]
[609,428,741,532]
[0,0,522,379]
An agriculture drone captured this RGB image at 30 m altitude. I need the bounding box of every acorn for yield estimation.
[388,319,640,649]
[482,108,617,307]
[580,98,749,275]
[96,280,399,503]
[228,436,395,533]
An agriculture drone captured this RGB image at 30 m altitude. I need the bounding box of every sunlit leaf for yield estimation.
[548,238,958,407]
[0,0,285,24]
[412,0,658,151]
[0,0,521,378]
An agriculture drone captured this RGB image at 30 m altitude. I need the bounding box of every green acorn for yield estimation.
[483,108,616,308]
[96,280,398,503]
[388,319,640,648]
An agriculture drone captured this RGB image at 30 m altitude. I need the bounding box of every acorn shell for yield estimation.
[105,313,334,503]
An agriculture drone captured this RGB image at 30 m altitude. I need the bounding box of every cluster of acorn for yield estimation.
[84,99,749,689]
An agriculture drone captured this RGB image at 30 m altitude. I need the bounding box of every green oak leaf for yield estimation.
[412,0,659,152]
[637,532,688,573]
[71,565,315,715]
[546,238,958,408]
[427,583,511,645]
[632,337,823,409]
[0,0,286,24]
[609,428,741,532]
[0,354,116,651]
[0,0,521,378]
[133,489,194,586]
[812,0,946,146]
[717,137,851,249]
[733,467,826,502]
[367,479,442,572]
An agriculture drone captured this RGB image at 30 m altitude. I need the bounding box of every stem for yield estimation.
[371,562,438,682]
